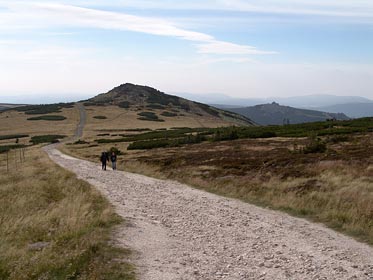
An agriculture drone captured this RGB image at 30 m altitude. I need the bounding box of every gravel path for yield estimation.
[74,103,86,139]
[45,146,373,280]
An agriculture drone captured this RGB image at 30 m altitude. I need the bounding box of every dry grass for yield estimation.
[83,105,237,140]
[0,105,79,145]
[93,134,373,245]
[0,147,135,280]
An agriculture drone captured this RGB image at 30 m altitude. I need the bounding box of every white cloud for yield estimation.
[196,41,277,55]
[0,1,274,56]
[217,0,373,18]
[43,0,373,19]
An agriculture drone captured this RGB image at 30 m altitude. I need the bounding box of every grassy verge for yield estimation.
[0,147,135,280]
[120,135,373,245]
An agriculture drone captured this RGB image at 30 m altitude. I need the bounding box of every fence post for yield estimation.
[6,151,9,172]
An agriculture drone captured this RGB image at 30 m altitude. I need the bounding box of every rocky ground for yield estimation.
[45,146,373,280]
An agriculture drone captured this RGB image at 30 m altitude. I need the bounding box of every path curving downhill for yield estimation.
[44,146,373,280]
[74,102,86,140]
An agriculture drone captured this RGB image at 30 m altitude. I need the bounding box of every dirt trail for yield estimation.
[74,103,86,140]
[45,146,373,280]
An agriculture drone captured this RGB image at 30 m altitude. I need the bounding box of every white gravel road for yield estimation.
[45,146,373,280]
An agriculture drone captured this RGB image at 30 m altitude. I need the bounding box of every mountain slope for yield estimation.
[0,103,26,111]
[85,83,254,126]
[227,102,349,125]
[313,103,373,118]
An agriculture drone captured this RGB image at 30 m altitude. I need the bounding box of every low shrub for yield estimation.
[30,135,66,145]
[109,146,122,155]
[146,104,165,110]
[127,134,206,150]
[93,116,107,119]
[161,111,178,117]
[73,139,89,145]
[0,134,29,141]
[14,103,74,114]
[118,101,130,108]
[27,115,66,121]
[327,135,351,144]
[137,112,164,122]
[302,136,327,154]
[213,127,239,141]
[0,144,27,153]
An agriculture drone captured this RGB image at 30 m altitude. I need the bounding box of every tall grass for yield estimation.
[0,147,135,280]
[119,134,373,245]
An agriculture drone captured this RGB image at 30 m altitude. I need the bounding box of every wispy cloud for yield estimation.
[217,0,373,18]
[0,2,275,56]
[48,0,373,19]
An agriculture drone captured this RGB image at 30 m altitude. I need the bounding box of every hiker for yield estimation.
[110,151,117,170]
[100,151,108,170]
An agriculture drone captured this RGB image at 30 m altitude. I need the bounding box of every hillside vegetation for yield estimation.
[84,83,253,126]
[65,117,373,245]
[227,102,349,125]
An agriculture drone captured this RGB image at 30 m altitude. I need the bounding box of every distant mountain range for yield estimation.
[311,103,373,118]
[220,102,349,125]
[175,93,373,118]
[0,103,25,111]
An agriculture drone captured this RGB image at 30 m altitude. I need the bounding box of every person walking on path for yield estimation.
[110,151,117,170]
[100,151,109,170]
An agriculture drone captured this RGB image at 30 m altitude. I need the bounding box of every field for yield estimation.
[64,118,373,245]
[0,147,135,279]
[0,103,137,279]
[0,104,79,148]
[82,104,242,140]
[3,100,373,276]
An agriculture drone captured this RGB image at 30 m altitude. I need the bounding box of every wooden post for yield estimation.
[6,151,9,172]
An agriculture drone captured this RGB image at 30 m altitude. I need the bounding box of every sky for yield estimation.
[0,0,373,103]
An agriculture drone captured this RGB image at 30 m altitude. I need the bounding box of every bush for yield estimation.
[109,146,122,155]
[73,139,89,145]
[118,101,130,108]
[146,104,165,110]
[27,115,66,121]
[302,136,327,154]
[161,111,178,117]
[0,134,29,141]
[327,135,351,144]
[147,92,180,106]
[30,135,66,144]
[14,103,74,114]
[0,144,26,153]
[127,134,206,150]
[137,112,164,122]
[93,116,107,119]
[213,127,239,141]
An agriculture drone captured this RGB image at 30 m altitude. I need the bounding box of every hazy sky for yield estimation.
[1,0,373,102]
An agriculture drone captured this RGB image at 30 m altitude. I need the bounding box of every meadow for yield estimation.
[65,117,373,245]
[0,147,135,280]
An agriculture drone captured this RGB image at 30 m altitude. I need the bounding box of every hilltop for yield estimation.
[84,83,253,126]
[226,102,349,125]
